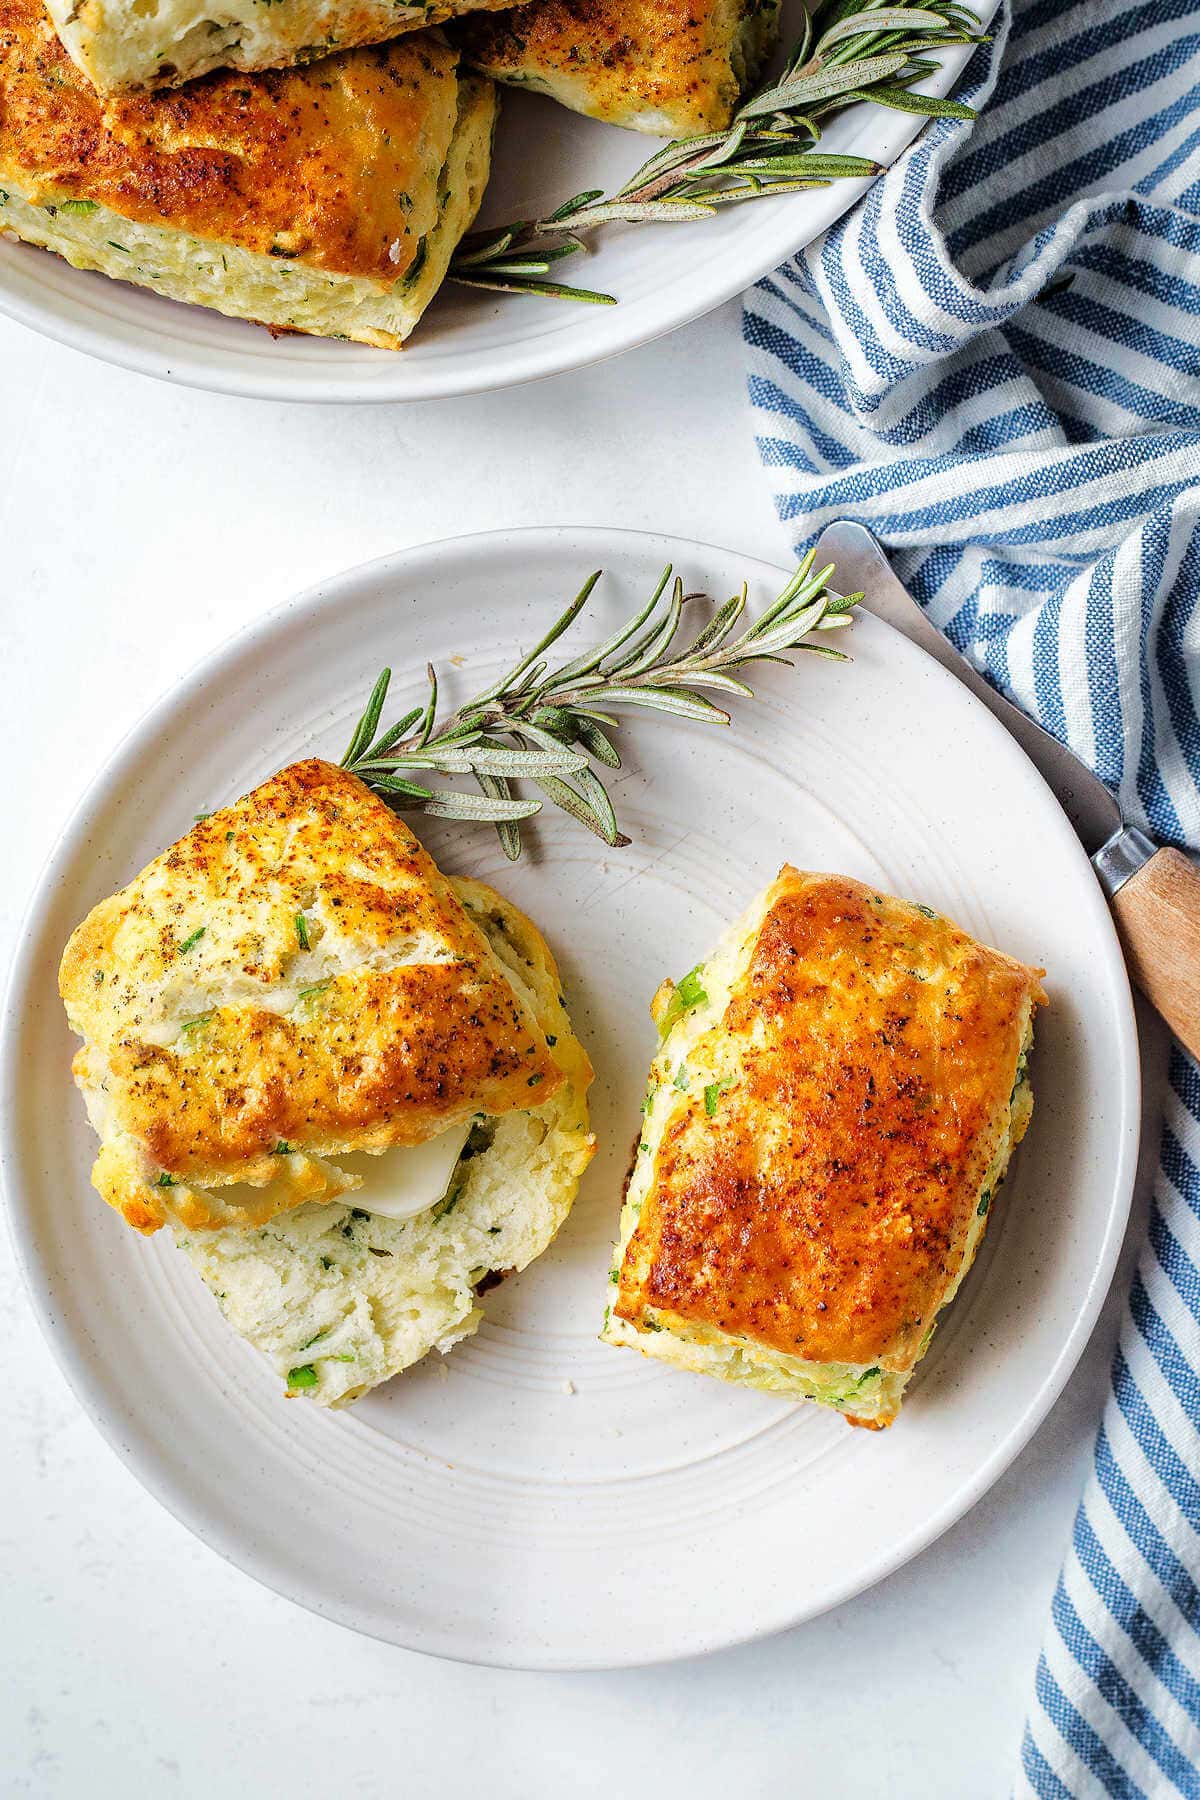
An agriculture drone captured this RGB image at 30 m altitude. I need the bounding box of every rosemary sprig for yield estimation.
[449,0,983,305]
[340,553,862,860]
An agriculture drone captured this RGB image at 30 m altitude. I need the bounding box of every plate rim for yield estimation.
[0,8,1000,405]
[1,523,1140,1669]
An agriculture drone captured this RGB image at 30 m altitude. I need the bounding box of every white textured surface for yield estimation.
[0,306,1166,1796]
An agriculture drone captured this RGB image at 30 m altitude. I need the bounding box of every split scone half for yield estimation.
[60,760,594,1405]
[0,6,496,349]
[455,0,781,137]
[603,869,1045,1428]
[44,0,515,96]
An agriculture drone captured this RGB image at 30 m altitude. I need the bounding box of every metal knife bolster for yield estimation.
[812,522,1155,897]
[1093,826,1158,899]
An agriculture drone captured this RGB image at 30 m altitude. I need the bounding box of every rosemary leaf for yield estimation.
[551,566,673,682]
[588,685,730,722]
[738,53,909,114]
[474,771,525,860]
[574,716,622,769]
[534,774,629,848]
[676,669,757,698]
[422,789,542,823]
[366,706,424,759]
[451,225,526,267]
[513,718,581,752]
[569,706,622,727]
[573,766,627,845]
[526,705,578,737]
[340,668,390,767]
[729,153,881,179]
[547,188,604,220]
[686,589,748,656]
[435,743,587,776]
[417,663,438,748]
[799,642,854,662]
[450,272,616,305]
[552,199,719,228]
[473,572,603,704]
[817,6,956,47]
[364,772,435,799]
[616,577,688,677]
[835,84,977,116]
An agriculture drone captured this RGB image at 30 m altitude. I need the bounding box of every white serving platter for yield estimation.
[0,1,1000,400]
[1,524,1137,1668]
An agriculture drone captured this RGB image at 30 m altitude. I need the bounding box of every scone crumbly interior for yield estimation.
[179,878,594,1406]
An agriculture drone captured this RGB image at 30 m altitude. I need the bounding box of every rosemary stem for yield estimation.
[339,562,863,857]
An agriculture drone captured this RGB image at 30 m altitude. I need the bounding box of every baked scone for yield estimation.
[602,869,1045,1427]
[178,877,594,1405]
[0,7,497,349]
[61,761,595,1402]
[44,0,514,95]
[455,0,781,136]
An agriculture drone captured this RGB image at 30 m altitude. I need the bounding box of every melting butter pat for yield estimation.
[338,1122,473,1223]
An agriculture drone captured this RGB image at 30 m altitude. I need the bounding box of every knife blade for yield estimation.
[812,520,1153,887]
[812,521,1200,1063]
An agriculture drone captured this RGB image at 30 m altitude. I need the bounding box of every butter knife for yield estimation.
[815,520,1200,1060]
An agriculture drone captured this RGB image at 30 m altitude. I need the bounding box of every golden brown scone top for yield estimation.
[0,0,458,281]
[456,0,751,133]
[616,869,1045,1370]
[60,759,562,1233]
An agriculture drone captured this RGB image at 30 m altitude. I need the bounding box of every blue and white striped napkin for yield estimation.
[744,1,1200,1790]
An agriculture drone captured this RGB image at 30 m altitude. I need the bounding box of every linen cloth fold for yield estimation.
[744,1,1200,1791]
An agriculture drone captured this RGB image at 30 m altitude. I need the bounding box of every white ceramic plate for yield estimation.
[0,2,999,402]
[2,526,1137,1669]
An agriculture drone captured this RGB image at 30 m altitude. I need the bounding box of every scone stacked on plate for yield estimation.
[604,869,1045,1428]
[0,0,781,342]
[0,0,499,347]
[44,0,514,94]
[59,759,594,1405]
[455,0,782,137]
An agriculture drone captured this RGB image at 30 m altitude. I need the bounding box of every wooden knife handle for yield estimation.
[1110,847,1200,1061]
